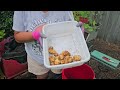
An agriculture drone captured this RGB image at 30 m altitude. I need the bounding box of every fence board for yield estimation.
[97,11,120,44]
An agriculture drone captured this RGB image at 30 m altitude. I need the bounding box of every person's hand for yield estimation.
[32,24,47,48]
[76,21,84,34]
[32,24,46,40]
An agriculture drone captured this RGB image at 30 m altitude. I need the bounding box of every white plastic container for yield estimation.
[42,21,90,69]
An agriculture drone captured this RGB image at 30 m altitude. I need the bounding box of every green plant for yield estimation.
[0,30,5,39]
[73,11,98,32]
[0,11,14,41]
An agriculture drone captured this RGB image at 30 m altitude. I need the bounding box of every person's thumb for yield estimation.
[76,21,83,27]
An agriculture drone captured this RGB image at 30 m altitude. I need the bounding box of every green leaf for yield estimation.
[80,11,85,16]
[0,36,3,39]
[0,30,5,33]
[84,24,90,29]
[88,27,94,32]
[0,30,5,39]
[93,20,96,26]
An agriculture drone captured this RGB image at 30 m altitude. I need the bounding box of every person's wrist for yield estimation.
[32,30,41,41]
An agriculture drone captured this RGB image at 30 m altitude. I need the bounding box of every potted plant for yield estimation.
[73,11,100,42]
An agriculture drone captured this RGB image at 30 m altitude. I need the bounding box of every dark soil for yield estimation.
[14,38,120,79]
[87,38,120,79]
[90,38,120,60]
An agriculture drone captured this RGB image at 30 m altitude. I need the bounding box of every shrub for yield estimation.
[0,11,14,41]
[73,11,99,32]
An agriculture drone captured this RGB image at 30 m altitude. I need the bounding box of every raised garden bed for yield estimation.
[87,38,120,79]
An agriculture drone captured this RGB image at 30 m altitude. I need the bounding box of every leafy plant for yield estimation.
[0,11,14,41]
[73,11,98,32]
[0,30,5,39]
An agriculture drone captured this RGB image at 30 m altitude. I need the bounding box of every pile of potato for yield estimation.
[48,46,81,65]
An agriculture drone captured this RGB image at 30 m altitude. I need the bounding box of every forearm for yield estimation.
[14,31,34,43]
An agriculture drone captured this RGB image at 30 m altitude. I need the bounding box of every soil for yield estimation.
[14,38,120,79]
[87,38,120,79]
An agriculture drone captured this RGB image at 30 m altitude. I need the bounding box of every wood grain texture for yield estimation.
[97,11,120,44]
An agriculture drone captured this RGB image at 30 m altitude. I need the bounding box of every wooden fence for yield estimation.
[97,11,120,44]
